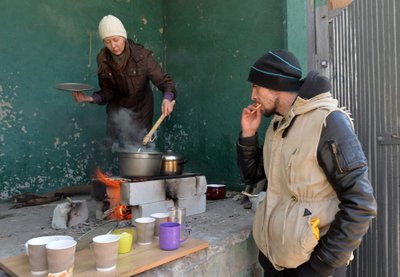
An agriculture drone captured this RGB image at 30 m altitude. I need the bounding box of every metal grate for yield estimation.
[329,2,400,276]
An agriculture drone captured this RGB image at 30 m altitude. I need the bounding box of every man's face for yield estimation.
[103,36,126,56]
[251,84,279,117]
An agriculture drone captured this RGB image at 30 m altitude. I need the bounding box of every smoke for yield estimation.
[109,108,156,153]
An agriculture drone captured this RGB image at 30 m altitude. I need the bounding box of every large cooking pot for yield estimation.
[117,151,163,177]
[161,150,187,176]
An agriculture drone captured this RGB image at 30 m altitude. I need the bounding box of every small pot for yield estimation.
[206,184,226,200]
[161,150,187,176]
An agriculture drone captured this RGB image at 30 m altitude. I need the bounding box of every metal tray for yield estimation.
[54,82,95,91]
[75,220,118,251]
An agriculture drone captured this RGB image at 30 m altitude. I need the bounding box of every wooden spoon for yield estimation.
[142,114,166,145]
[142,100,175,145]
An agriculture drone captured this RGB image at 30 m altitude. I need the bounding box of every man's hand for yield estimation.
[241,103,262,137]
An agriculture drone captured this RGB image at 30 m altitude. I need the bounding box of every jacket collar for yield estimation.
[273,92,338,134]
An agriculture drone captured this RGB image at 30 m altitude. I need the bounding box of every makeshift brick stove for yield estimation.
[92,170,207,224]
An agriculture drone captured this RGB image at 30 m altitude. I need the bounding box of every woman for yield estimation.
[73,15,177,150]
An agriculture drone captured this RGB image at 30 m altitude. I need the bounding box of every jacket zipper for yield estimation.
[329,141,344,174]
[287,148,298,184]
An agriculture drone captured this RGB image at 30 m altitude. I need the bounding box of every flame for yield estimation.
[95,168,120,188]
[95,168,131,220]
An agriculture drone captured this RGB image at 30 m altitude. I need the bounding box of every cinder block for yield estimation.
[195,175,208,196]
[176,194,206,216]
[131,200,175,221]
[120,180,166,206]
[165,177,197,199]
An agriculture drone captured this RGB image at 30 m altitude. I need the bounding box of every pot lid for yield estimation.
[163,149,184,161]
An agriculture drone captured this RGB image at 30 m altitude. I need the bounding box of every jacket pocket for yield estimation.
[127,67,147,90]
[268,204,319,268]
[328,138,367,173]
[99,71,113,79]
[300,216,319,254]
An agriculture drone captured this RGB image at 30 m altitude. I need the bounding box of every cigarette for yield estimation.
[251,103,262,114]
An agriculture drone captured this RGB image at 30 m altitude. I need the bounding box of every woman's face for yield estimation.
[103,36,126,56]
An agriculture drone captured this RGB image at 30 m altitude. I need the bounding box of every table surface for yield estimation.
[0,238,208,277]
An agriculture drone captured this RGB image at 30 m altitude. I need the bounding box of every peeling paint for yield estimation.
[141,16,148,25]
[0,101,13,121]
[164,124,189,152]
[54,137,61,148]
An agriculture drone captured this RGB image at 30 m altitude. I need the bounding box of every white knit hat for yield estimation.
[98,15,127,40]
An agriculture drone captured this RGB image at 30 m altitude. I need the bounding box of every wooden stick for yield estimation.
[251,103,262,114]
[142,100,175,145]
[11,185,92,208]
[241,191,259,198]
[142,114,167,145]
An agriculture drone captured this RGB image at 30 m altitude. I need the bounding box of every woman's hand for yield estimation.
[72,91,93,103]
[241,103,262,137]
[162,99,175,116]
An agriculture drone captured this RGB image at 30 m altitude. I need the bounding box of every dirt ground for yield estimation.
[0,195,109,276]
[0,195,101,260]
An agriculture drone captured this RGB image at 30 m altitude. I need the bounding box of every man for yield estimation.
[237,49,377,276]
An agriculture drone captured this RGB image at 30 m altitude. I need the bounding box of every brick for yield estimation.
[176,194,206,216]
[120,180,166,206]
[131,200,175,221]
[165,177,197,199]
[195,175,208,196]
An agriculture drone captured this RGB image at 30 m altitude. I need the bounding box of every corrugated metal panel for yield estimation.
[329,1,400,277]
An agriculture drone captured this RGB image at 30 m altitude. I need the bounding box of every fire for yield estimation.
[95,168,120,188]
[95,168,132,220]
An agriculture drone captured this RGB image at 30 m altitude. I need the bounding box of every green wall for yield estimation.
[0,0,165,199]
[1,0,307,199]
[158,0,284,186]
[284,0,308,70]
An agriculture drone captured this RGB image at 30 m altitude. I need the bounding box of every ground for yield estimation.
[0,192,258,276]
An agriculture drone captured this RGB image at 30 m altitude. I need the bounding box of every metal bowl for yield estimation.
[117,152,163,177]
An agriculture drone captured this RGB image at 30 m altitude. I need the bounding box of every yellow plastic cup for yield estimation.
[111,228,134,254]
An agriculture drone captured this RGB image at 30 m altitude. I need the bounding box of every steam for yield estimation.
[109,108,157,153]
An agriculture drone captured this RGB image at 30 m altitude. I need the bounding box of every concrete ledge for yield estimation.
[0,195,263,277]
[137,198,262,277]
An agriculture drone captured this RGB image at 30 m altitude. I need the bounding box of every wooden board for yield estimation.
[0,238,208,277]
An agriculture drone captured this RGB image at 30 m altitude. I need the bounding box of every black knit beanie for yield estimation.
[248,49,302,92]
